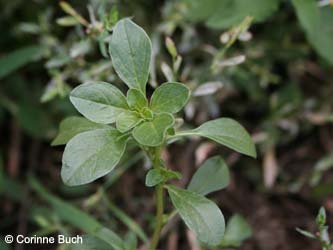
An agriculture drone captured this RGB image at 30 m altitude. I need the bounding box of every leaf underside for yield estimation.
[109,18,152,94]
[70,81,128,124]
[61,128,128,186]
[167,185,225,245]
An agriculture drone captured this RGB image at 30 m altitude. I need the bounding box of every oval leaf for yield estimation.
[70,81,128,124]
[145,169,165,187]
[188,156,230,195]
[132,113,174,146]
[109,19,152,93]
[292,0,333,64]
[178,118,256,158]
[167,185,225,245]
[52,116,106,146]
[61,128,128,186]
[127,88,148,111]
[116,110,142,133]
[221,214,252,246]
[150,82,190,114]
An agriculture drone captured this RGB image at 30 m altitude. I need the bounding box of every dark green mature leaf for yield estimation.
[183,0,221,22]
[132,113,174,146]
[127,88,148,111]
[221,214,252,246]
[292,0,333,64]
[70,81,128,124]
[150,82,190,114]
[184,0,279,29]
[61,128,128,186]
[188,156,230,195]
[29,177,125,250]
[177,118,256,158]
[167,185,225,245]
[52,116,106,146]
[68,235,111,250]
[109,19,152,93]
[116,110,142,133]
[0,46,43,79]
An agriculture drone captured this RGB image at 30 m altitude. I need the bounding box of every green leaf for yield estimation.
[68,235,111,250]
[145,169,165,187]
[150,82,190,114]
[292,0,333,64]
[167,185,225,245]
[316,206,327,227]
[124,232,137,250]
[127,88,148,111]
[132,113,174,146]
[0,46,44,79]
[146,168,182,187]
[221,214,252,246]
[116,110,142,133]
[177,118,256,158]
[109,19,152,93]
[188,156,230,195]
[296,228,316,239]
[184,0,279,29]
[29,177,125,250]
[52,116,106,146]
[61,128,128,186]
[70,81,128,124]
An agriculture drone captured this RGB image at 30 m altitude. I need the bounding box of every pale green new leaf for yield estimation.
[132,113,174,146]
[188,156,230,195]
[145,169,165,187]
[109,19,152,93]
[116,110,142,133]
[61,128,128,186]
[70,81,128,124]
[127,88,148,111]
[167,185,225,245]
[150,82,190,114]
[52,116,106,146]
[146,168,182,187]
[177,118,256,158]
[221,214,252,246]
[292,0,333,64]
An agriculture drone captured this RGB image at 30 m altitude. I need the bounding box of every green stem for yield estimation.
[150,147,164,250]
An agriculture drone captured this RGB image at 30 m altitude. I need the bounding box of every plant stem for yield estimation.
[150,147,164,250]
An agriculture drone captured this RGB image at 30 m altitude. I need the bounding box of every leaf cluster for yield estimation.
[53,18,256,247]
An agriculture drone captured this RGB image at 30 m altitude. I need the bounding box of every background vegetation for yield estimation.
[0,0,332,249]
